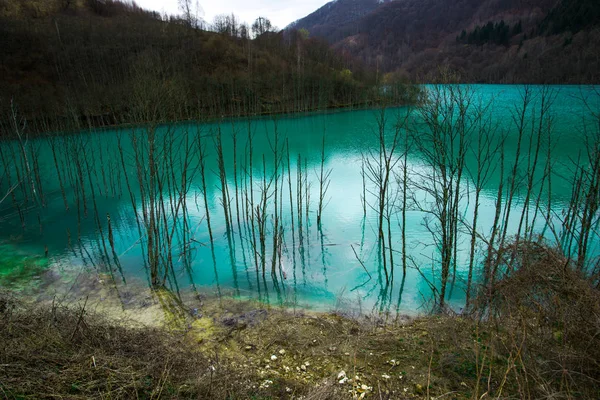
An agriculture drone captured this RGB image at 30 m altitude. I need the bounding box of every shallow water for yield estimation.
[1,84,599,314]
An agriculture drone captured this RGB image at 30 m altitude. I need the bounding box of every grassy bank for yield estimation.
[1,250,599,400]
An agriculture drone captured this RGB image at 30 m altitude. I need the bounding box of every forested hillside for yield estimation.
[0,0,409,131]
[291,0,600,83]
[540,0,600,34]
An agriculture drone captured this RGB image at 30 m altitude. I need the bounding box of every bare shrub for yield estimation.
[478,240,600,398]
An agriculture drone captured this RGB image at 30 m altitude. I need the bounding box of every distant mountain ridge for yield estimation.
[289,0,600,83]
[288,0,393,43]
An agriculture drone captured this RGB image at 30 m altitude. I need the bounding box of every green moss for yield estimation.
[0,243,49,288]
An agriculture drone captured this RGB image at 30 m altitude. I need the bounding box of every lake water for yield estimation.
[1,84,599,314]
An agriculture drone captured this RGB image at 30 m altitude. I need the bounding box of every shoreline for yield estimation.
[0,98,409,139]
[1,257,416,327]
[0,280,463,399]
[2,245,599,399]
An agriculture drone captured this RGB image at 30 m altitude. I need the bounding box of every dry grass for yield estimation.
[1,243,599,400]
[0,290,477,399]
[0,292,210,399]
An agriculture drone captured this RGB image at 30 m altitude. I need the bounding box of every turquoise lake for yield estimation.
[1,84,599,314]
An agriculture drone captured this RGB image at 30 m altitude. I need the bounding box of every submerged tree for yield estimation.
[560,89,600,272]
[316,132,332,226]
[364,108,407,283]
[411,79,478,309]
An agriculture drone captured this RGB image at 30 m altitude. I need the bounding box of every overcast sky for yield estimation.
[134,0,330,29]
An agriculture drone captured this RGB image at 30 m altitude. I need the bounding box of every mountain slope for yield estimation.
[289,0,392,43]
[290,0,600,83]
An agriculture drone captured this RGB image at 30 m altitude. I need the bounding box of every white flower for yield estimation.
[382,374,391,380]
[271,355,278,361]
